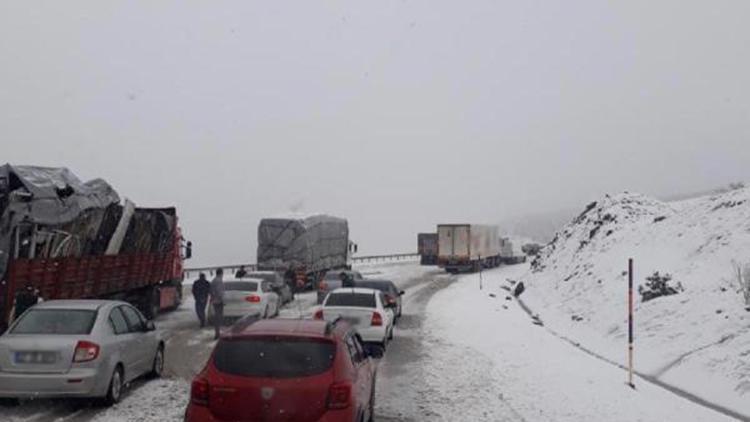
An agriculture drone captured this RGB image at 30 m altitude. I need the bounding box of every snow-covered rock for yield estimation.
[524,187,750,415]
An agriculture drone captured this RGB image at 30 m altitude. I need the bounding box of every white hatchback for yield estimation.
[314,287,394,347]
[208,278,280,322]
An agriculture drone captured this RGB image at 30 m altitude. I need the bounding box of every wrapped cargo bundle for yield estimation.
[120,208,176,254]
[0,164,177,282]
[0,165,120,279]
[257,214,349,273]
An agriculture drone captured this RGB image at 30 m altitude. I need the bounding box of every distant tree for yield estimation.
[639,272,683,302]
[729,182,746,191]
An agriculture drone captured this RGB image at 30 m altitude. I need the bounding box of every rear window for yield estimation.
[325,293,376,308]
[355,282,390,293]
[324,272,347,281]
[11,309,97,335]
[225,281,259,291]
[248,273,275,284]
[214,337,336,378]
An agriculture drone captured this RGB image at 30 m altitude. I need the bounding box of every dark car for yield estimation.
[185,318,382,422]
[317,270,364,304]
[355,280,404,318]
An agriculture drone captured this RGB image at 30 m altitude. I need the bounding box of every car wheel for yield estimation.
[148,345,165,379]
[103,365,124,406]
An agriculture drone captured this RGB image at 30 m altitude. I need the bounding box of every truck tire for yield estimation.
[142,287,160,320]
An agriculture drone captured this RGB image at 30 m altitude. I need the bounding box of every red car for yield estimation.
[185,318,383,422]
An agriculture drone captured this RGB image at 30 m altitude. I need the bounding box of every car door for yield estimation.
[119,305,151,378]
[352,334,375,414]
[261,282,279,315]
[344,333,369,416]
[108,307,139,379]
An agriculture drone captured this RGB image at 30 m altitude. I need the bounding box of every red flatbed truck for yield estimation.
[1,215,190,329]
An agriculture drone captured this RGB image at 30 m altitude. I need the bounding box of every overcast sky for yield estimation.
[2,1,749,266]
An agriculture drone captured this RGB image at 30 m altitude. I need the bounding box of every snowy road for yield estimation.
[3,261,742,421]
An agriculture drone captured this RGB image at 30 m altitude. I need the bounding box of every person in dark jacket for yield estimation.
[14,283,40,320]
[209,269,225,340]
[340,272,355,288]
[235,266,247,278]
[192,273,211,328]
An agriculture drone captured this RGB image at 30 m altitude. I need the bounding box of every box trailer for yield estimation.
[417,233,438,266]
[437,224,501,273]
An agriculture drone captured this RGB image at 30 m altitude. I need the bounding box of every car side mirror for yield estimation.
[185,241,193,260]
[399,290,405,296]
[363,343,384,359]
[144,321,156,332]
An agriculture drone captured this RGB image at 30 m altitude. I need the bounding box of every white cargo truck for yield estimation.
[437,224,502,273]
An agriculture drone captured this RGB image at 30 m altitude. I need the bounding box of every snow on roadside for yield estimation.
[523,188,750,415]
[425,264,735,422]
[91,378,189,422]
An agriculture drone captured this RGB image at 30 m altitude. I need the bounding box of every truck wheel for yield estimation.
[144,289,160,320]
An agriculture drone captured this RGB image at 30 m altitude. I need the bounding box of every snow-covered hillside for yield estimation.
[523,187,750,415]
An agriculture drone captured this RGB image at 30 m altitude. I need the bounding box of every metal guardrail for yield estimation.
[184,253,420,277]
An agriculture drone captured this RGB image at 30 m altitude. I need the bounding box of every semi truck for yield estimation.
[437,224,501,273]
[417,233,438,265]
[256,214,355,290]
[500,237,527,265]
[0,165,190,331]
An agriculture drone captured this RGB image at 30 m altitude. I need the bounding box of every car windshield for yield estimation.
[213,337,336,378]
[224,281,259,291]
[325,292,376,308]
[11,309,97,335]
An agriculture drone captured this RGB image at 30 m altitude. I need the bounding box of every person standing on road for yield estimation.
[235,266,247,278]
[192,273,210,328]
[209,268,225,340]
[14,283,40,320]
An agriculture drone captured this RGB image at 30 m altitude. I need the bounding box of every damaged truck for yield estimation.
[256,214,355,290]
[0,165,191,331]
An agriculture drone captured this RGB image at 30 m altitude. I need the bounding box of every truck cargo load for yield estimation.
[256,214,351,288]
[437,224,501,273]
[0,164,188,329]
[417,233,438,265]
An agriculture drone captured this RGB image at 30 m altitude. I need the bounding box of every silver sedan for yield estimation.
[0,300,165,405]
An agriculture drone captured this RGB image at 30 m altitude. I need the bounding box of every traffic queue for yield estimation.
[0,266,406,422]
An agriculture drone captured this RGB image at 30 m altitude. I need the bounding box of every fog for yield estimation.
[2,1,749,266]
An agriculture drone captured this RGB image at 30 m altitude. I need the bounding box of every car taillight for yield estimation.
[371,312,383,326]
[191,377,210,406]
[327,382,351,409]
[318,281,328,291]
[73,341,100,363]
[245,295,261,303]
[314,309,324,320]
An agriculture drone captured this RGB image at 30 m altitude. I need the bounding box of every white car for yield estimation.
[314,287,394,348]
[208,278,280,323]
[0,300,164,405]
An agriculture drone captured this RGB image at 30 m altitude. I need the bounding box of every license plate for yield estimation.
[342,317,360,325]
[14,351,57,364]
